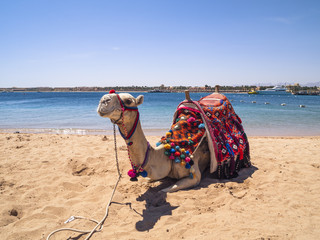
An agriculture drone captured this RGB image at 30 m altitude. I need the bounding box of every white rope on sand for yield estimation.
[47,124,122,240]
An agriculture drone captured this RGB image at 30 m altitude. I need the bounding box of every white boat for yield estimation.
[148,89,171,93]
[258,86,289,95]
[264,86,287,91]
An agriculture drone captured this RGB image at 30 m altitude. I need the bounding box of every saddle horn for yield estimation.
[185,90,192,102]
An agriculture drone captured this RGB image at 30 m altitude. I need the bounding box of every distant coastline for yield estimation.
[1,84,319,95]
[0,85,244,93]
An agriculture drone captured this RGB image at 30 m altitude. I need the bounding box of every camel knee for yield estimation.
[162,172,201,193]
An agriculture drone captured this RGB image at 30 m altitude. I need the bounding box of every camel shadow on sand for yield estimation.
[135,179,178,232]
[199,164,259,187]
[134,164,258,232]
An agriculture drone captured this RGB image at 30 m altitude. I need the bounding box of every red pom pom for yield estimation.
[128,169,136,178]
[187,117,196,123]
[109,89,116,94]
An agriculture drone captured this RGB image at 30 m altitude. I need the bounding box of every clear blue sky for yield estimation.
[0,0,319,87]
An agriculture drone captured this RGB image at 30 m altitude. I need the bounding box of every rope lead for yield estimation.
[46,124,122,240]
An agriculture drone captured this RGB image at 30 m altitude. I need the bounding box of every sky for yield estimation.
[0,0,319,88]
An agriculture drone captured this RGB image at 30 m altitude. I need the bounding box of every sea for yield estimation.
[1,91,320,136]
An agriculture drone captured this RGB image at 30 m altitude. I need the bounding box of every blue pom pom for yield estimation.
[198,123,205,129]
[174,158,181,163]
[189,173,194,179]
[156,142,162,147]
[185,163,191,169]
[140,170,148,177]
[169,129,173,133]
[175,146,180,150]
[170,148,176,153]
[185,151,190,155]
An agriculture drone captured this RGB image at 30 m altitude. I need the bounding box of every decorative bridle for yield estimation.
[113,93,139,144]
[109,90,149,181]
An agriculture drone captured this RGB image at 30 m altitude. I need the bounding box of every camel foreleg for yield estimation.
[162,165,201,193]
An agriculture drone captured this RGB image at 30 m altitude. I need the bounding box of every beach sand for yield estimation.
[1,133,320,240]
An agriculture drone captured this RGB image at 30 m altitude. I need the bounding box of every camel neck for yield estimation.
[119,119,150,167]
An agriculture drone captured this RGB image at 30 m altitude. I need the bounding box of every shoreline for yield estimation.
[0,128,167,136]
[1,127,319,137]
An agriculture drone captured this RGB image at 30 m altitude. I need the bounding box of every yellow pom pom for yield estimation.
[188,136,192,140]
[166,132,172,137]
[181,148,186,153]
[164,144,171,149]
[180,161,186,166]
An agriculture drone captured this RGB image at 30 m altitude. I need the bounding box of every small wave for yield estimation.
[0,128,113,135]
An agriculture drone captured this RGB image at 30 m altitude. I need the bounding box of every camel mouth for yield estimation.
[97,104,121,120]
[97,107,115,118]
[97,104,110,118]
[97,111,109,117]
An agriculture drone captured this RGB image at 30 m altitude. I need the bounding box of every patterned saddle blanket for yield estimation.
[159,92,251,179]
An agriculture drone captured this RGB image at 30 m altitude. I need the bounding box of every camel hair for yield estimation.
[97,92,215,192]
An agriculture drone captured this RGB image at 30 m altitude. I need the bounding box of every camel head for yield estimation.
[97,92,144,123]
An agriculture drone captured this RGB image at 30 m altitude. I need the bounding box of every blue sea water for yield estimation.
[0,91,319,136]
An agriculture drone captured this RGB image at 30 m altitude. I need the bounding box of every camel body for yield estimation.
[97,92,249,192]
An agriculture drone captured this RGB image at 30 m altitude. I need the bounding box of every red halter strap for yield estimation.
[114,94,139,141]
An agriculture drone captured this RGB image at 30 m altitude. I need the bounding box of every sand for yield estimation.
[1,133,320,240]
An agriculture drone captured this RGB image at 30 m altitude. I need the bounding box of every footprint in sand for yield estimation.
[67,159,95,176]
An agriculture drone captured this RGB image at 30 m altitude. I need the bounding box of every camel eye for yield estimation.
[125,99,132,105]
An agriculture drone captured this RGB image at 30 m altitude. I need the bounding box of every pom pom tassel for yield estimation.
[128,169,136,178]
[140,170,148,178]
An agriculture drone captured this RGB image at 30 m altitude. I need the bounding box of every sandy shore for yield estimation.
[1,133,320,240]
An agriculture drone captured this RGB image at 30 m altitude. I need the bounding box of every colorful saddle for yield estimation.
[159,92,251,179]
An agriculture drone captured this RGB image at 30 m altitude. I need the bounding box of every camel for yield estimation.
[97,91,249,192]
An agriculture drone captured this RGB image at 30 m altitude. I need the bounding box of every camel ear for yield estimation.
[136,95,144,106]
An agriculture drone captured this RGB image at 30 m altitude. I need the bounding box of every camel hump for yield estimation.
[198,93,227,107]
